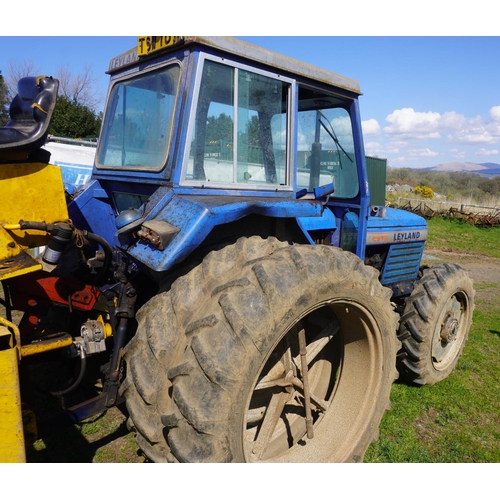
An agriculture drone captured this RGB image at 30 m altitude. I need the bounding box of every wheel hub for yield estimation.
[440,313,459,344]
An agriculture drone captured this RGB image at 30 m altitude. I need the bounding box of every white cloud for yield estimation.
[408,148,439,157]
[388,157,408,167]
[364,141,383,156]
[476,148,500,156]
[387,139,407,151]
[439,111,467,130]
[449,148,466,159]
[361,118,381,136]
[375,106,500,167]
[489,106,500,121]
[449,127,498,145]
[383,107,500,146]
[386,145,401,154]
[384,108,442,139]
[446,107,500,145]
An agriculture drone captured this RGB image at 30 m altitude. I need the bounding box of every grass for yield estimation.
[425,217,500,258]
[365,218,500,463]
[365,308,500,462]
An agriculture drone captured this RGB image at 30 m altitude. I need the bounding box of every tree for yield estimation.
[387,167,412,183]
[56,63,102,111]
[243,114,261,146]
[4,59,104,138]
[206,113,233,142]
[5,59,39,97]
[6,59,103,111]
[0,70,9,126]
[49,95,101,138]
[478,176,500,197]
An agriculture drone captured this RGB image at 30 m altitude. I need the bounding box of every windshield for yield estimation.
[97,64,180,170]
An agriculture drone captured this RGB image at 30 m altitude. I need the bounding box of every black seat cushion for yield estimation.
[0,76,59,151]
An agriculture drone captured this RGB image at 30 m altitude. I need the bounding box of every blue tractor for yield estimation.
[1,37,474,462]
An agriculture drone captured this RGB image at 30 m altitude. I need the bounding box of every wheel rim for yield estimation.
[243,301,386,462]
[431,291,469,371]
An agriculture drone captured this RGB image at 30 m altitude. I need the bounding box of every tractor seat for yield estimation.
[0,76,59,152]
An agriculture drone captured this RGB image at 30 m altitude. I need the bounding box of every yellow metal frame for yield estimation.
[0,162,68,280]
[0,324,25,462]
[0,161,69,462]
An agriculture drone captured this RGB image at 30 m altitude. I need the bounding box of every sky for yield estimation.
[2,35,500,170]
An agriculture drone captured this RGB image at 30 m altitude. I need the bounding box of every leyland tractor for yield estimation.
[0,36,475,463]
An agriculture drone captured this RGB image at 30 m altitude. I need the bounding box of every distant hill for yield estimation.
[424,162,500,178]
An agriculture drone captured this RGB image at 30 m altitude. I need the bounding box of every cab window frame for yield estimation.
[295,83,360,200]
[180,53,295,192]
[95,60,181,172]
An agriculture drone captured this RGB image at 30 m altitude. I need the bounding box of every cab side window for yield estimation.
[185,59,289,187]
[297,86,359,198]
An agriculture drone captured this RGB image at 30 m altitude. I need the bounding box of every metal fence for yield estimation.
[397,198,500,215]
[395,198,500,227]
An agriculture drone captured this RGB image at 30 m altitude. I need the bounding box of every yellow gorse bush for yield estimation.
[413,184,434,199]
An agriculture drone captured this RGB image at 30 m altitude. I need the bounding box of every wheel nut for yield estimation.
[440,314,459,344]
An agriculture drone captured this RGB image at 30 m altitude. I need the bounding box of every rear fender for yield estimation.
[124,195,326,272]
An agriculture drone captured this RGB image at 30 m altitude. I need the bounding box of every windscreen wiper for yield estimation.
[317,110,353,164]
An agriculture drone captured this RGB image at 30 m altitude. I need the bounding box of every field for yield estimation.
[23,218,500,463]
[366,220,500,462]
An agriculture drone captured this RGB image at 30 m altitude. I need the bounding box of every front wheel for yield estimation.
[164,244,399,462]
[397,263,475,385]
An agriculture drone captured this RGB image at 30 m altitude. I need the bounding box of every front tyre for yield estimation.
[165,244,399,462]
[397,263,475,385]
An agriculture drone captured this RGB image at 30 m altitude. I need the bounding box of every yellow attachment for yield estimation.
[2,224,21,231]
[0,316,21,361]
[0,325,26,462]
[0,233,42,280]
[0,162,68,280]
[97,314,113,339]
[31,102,48,114]
[20,333,73,357]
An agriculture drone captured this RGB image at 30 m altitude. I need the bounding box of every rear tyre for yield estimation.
[164,244,398,462]
[397,263,475,385]
[120,237,289,462]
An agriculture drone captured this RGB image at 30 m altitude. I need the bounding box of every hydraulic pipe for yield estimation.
[50,344,87,397]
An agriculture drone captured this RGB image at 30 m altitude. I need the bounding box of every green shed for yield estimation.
[365,156,387,206]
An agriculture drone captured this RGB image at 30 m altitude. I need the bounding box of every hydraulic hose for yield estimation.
[50,344,87,397]
[8,220,114,285]
[82,230,113,285]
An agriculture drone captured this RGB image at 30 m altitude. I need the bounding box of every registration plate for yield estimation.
[137,36,183,56]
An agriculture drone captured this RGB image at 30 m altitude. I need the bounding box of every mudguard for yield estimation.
[125,195,328,272]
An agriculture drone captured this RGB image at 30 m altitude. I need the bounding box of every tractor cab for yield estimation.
[72,36,427,296]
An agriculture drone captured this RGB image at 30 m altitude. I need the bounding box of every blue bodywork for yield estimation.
[366,207,428,290]
[68,37,428,296]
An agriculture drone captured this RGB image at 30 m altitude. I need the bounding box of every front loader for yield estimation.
[0,37,474,463]
[0,75,125,461]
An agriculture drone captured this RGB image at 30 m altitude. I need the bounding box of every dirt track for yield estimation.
[423,249,500,306]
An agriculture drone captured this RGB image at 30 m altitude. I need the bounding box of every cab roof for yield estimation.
[107,36,362,95]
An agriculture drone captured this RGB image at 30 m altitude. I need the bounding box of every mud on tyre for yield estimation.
[397,263,475,386]
[120,237,289,462]
[122,238,399,462]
